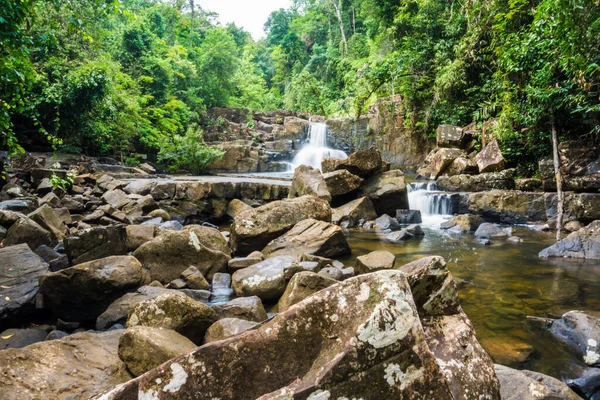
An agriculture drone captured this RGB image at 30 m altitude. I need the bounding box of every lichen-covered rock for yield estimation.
[476,138,505,173]
[355,250,396,274]
[212,296,268,322]
[359,170,409,215]
[40,255,150,322]
[96,286,187,330]
[0,244,49,322]
[204,318,259,344]
[494,364,583,400]
[334,146,383,177]
[436,169,515,192]
[464,190,547,224]
[96,270,457,400]
[323,169,363,198]
[133,225,231,283]
[127,293,217,345]
[231,256,300,301]
[288,165,331,201]
[118,327,196,377]
[436,124,465,148]
[261,218,350,259]
[0,330,132,399]
[440,214,484,233]
[422,148,465,179]
[540,221,600,259]
[277,271,337,312]
[550,310,600,367]
[332,196,377,228]
[230,196,331,255]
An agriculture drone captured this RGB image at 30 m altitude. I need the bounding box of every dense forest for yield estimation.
[1,0,599,174]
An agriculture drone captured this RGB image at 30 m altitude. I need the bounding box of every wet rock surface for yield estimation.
[495,364,583,400]
[540,221,600,259]
[550,311,600,367]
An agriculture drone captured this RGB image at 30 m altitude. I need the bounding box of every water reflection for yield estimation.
[338,226,600,379]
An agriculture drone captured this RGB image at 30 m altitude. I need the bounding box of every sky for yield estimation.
[199,0,293,40]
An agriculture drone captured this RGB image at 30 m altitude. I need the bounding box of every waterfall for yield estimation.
[290,123,348,171]
[407,182,458,226]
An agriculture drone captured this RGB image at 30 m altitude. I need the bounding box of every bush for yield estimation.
[157,126,225,175]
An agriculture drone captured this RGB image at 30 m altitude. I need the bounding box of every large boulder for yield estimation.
[494,364,583,400]
[3,217,53,250]
[540,221,600,259]
[231,256,300,301]
[464,190,547,224]
[212,296,268,322]
[0,328,49,350]
[276,271,337,312]
[102,189,132,209]
[0,244,49,322]
[98,270,464,400]
[64,225,127,265]
[288,165,331,201]
[127,293,217,345]
[436,169,516,192]
[27,204,67,241]
[204,318,259,343]
[118,326,196,377]
[359,169,409,215]
[550,310,600,367]
[476,138,505,173]
[436,124,465,148]
[261,218,350,259]
[323,169,363,198]
[133,225,231,283]
[0,330,132,399]
[475,223,509,239]
[421,148,465,179]
[355,250,396,274]
[39,255,149,322]
[332,196,377,228]
[96,286,188,330]
[440,214,484,233]
[334,147,383,177]
[230,196,331,255]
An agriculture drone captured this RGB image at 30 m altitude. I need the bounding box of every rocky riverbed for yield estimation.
[1,146,600,399]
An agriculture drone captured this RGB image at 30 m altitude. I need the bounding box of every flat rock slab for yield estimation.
[0,244,49,322]
[0,330,132,399]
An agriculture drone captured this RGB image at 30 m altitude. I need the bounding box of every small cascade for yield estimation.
[408,182,458,226]
[290,123,347,171]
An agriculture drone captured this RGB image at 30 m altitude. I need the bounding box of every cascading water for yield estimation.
[290,123,347,171]
[407,181,458,226]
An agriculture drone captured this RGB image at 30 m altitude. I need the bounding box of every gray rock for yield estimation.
[476,138,505,173]
[565,367,600,400]
[64,225,127,265]
[355,250,396,274]
[227,257,262,273]
[0,328,49,349]
[204,318,259,344]
[212,296,268,322]
[550,310,600,367]
[232,256,300,301]
[494,364,583,400]
[28,204,67,241]
[289,165,331,202]
[540,220,600,259]
[475,222,508,238]
[441,214,484,233]
[277,271,337,312]
[359,169,409,215]
[102,189,132,209]
[332,196,377,228]
[317,266,344,280]
[375,214,401,231]
[323,169,363,197]
[181,266,210,290]
[3,217,53,250]
[396,209,422,224]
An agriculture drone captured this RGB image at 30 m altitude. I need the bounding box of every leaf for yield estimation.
[1,334,14,340]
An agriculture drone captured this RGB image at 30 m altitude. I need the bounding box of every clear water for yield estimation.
[338,226,600,380]
[290,123,348,171]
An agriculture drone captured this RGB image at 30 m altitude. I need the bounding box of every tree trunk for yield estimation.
[189,0,195,48]
[551,111,564,241]
[329,0,348,55]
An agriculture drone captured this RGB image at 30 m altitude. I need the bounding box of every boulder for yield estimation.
[396,209,422,224]
[318,266,344,280]
[355,250,396,274]
[102,189,132,209]
[0,244,49,322]
[133,225,231,283]
[375,214,401,231]
[204,318,259,344]
[539,220,600,259]
[181,266,210,290]
[212,296,268,322]
[124,180,157,196]
[323,170,363,197]
[261,218,350,259]
[476,138,505,173]
[288,165,331,201]
[565,367,600,400]
[64,225,127,265]
[147,208,170,220]
[441,214,485,233]
[96,286,187,330]
[446,156,478,176]
[387,229,414,242]
[230,196,331,255]
[321,157,341,173]
[334,147,383,177]
[127,293,217,345]
[1,328,49,350]
[228,256,262,273]
[359,170,409,215]
[474,222,509,238]
[436,124,465,148]
[494,364,583,400]
[231,256,300,301]
[516,178,543,192]
[27,204,67,241]
[99,270,494,400]
[39,255,149,322]
[436,169,515,192]
[424,148,465,179]
[0,209,25,226]
[226,199,252,218]
[0,330,131,399]
[118,326,196,377]
[3,217,53,250]
[332,196,377,228]
[464,190,547,224]
[277,271,337,312]
[550,310,600,367]
[125,224,156,252]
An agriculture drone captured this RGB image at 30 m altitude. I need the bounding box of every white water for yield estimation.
[290,123,347,171]
[407,182,456,227]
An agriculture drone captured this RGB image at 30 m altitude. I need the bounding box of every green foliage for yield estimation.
[50,172,74,190]
[157,126,225,175]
